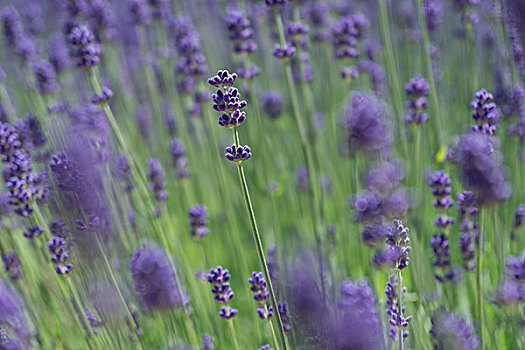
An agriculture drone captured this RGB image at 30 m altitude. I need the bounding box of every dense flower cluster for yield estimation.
[207,266,238,319]
[148,158,168,207]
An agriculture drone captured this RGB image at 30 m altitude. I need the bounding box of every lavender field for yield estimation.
[0,0,524,349]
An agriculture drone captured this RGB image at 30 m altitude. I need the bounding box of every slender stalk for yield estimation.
[233,128,288,350]
[227,320,240,350]
[274,10,325,302]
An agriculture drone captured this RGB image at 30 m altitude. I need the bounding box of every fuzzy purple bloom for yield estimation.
[189,205,209,239]
[130,243,188,311]
[273,42,296,61]
[430,307,480,349]
[34,60,58,95]
[91,86,113,105]
[453,133,510,205]
[346,92,392,154]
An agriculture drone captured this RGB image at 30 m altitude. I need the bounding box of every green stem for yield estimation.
[227,320,240,350]
[233,127,288,350]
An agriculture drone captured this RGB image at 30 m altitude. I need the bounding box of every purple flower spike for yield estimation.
[66,24,101,69]
[430,307,480,349]
[208,70,238,89]
[225,144,251,164]
[207,266,237,320]
[249,271,270,305]
[471,89,499,135]
[48,236,73,275]
[189,205,209,239]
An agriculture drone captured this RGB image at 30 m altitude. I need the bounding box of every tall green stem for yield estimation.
[233,128,288,350]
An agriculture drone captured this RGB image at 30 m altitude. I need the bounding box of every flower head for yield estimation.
[225,144,251,164]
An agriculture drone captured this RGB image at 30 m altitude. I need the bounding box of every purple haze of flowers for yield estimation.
[430,307,480,350]
[249,271,273,320]
[337,279,384,349]
[189,205,209,239]
[0,279,30,349]
[207,266,238,319]
[453,133,510,206]
[130,243,188,312]
[202,334,213,350]
[405,75,429,124]
[424,0,444,32]
[346,92,392,154]
[48,34,71,74]
[362,220,389,248]
[494,251,525,304]
[385,274,411,341]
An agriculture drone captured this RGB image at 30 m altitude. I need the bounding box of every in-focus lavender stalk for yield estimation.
[208,70,288,350]
[207,266,239,350]
[384,219,412,348]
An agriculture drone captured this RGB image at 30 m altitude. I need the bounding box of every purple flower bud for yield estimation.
[225,144,251,164]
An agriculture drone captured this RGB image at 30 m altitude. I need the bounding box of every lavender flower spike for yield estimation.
[208,70,238,89]
[249,271,273,320]
[189,205,209,239]
[207,266,238,319]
